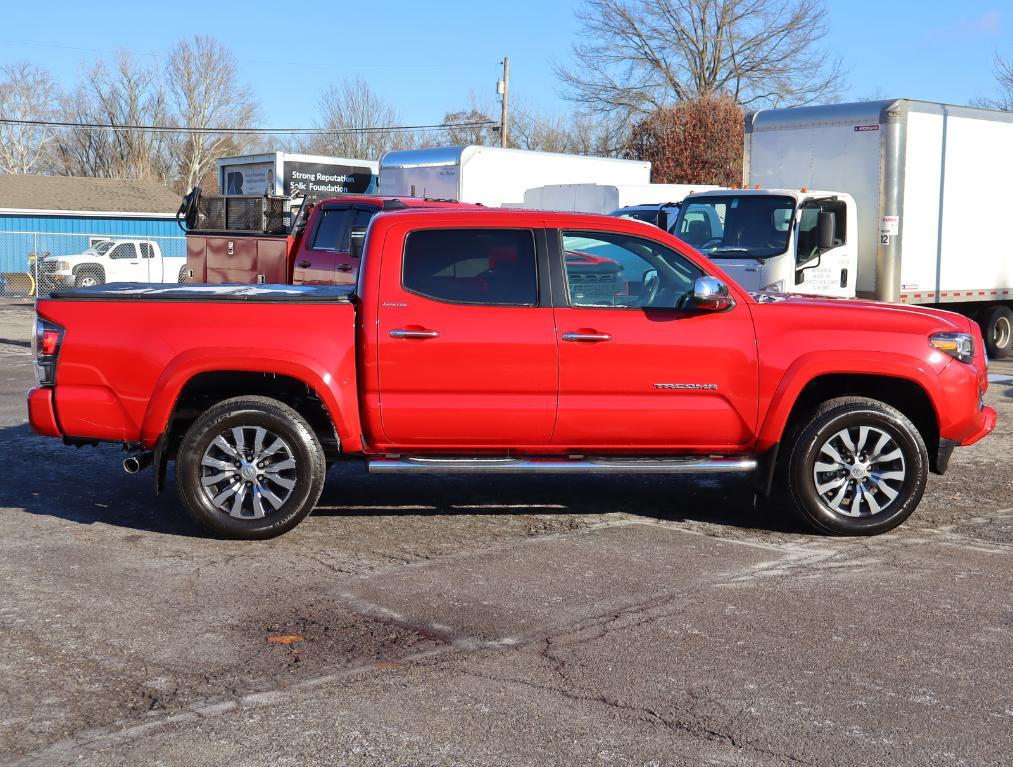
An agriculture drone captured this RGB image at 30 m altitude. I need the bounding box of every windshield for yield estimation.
[674,195,795,259]
[85,241,115,255]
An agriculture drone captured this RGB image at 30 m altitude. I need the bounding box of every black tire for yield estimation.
[175,396,326,539]
[778,396,928,535]
[981,304,1013,359]
[74,269,104,288]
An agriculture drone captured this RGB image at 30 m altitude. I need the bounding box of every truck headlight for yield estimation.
[930,332,974,364]
[762,280,785,292]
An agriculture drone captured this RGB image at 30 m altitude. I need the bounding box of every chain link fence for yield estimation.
[0,231,187,302]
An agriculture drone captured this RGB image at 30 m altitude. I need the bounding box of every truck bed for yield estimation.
[47,283,354,303]
[35,284,358,446]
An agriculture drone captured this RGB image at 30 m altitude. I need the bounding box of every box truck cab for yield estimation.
[736,99,1013,358]
[673,188,857,297]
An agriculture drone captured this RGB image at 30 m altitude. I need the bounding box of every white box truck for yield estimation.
[672,99,1013,357]
[218,152,379,200]
[378,146,650,207]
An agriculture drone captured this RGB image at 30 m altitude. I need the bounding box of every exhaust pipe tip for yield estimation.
[123,452,153,474]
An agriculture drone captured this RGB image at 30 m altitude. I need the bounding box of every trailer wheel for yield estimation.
[779,396,928,536]
[982,305,1013,359]
[176,396,326,539]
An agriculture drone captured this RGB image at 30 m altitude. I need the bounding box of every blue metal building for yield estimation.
[0,175,184,278]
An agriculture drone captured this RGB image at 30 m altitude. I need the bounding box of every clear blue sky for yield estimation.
[0,0,1010,128]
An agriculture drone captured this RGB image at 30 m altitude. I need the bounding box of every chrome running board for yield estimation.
[367,455,757,475]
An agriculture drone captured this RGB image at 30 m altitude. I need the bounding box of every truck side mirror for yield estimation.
[656,209,669,232]
[693,276,735,312]
[817,211,836,251]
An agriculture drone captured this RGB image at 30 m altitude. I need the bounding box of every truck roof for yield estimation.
[313,194,478,208]
[681,188,843,200]
[374,206,667,231]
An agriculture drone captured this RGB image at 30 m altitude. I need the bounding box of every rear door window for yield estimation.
[342,209,375,254]
[311,208,352,251]
[402,229,538,306]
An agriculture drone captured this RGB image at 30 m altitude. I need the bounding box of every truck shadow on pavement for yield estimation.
[0,423,799,538]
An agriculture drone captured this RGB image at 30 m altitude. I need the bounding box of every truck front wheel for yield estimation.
[780,397,928,535]
[981,305,1013,359]
[176,396,326,539]
[74,268,104,288]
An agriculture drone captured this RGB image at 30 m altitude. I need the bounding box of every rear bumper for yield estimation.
[27,387,61,438]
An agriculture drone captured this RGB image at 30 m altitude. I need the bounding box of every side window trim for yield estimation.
[400,227,541,308]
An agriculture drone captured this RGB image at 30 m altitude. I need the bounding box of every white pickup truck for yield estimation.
[40,239,186,290]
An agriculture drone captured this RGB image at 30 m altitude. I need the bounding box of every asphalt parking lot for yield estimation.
[0,302,1011,766]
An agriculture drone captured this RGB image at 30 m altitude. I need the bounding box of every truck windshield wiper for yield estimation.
[709,247,752,255]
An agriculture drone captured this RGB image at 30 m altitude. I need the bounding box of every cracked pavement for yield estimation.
[0,303,1011,766]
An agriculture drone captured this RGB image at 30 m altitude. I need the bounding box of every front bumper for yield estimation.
[27,387,61,437]
[959,405,996,447]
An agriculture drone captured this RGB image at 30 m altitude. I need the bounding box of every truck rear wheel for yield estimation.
[981,305,1013,359]
[176,396,326,539]
[779,397,928,535]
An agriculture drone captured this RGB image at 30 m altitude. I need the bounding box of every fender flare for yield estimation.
[138,347,362,451]
[756,351,943,453]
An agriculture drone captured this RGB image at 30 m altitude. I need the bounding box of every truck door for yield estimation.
[106,242,143,283]
[293,204,352,285]
[375,225,557,446]
[794,199,853,297]
[293,204,377,285]
[551,230,758,449]
[138,242,160,281]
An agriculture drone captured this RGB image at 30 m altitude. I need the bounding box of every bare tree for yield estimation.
[309,78,415,160]
[167,35,259,192]
[0,62,60,174]
[556,0,845,127]
[56,53,172,181]
[981,53,1013,111]
[441,104,498,146]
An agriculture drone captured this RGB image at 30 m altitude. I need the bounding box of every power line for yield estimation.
[0,117,498,136]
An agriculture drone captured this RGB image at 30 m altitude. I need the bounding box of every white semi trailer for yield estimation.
[378,146,650,207]
[673,99,1013,357]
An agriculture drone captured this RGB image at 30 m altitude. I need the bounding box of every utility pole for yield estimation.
[498,57,510,148]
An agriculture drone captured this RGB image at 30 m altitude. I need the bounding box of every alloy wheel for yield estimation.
[200,426,298,519]
[812,425,906,518]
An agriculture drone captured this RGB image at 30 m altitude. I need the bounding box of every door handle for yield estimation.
[336,264,353,272]
[562,332,612,343]
[297,260,312,268]
[390,328,440,340]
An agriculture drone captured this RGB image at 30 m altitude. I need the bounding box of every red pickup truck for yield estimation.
[185,194,473,286]
[28,209,995,539]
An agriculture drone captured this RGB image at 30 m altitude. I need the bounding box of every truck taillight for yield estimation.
[33,318,63,386]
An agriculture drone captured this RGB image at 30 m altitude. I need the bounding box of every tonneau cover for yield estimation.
[47,283,354,303]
